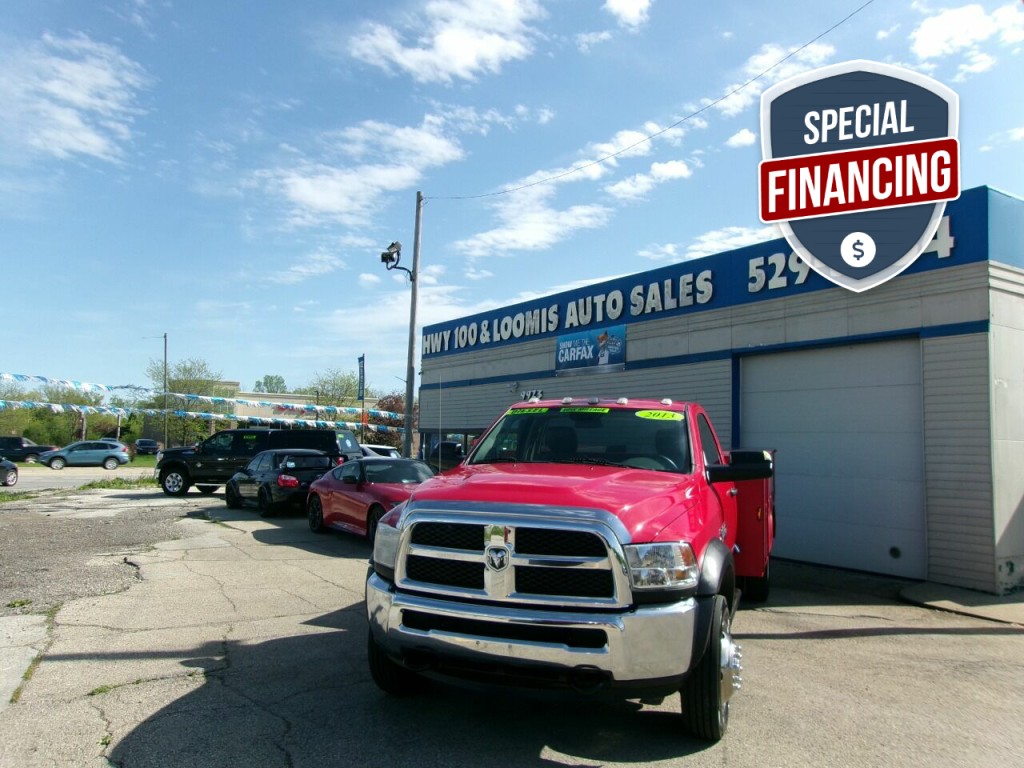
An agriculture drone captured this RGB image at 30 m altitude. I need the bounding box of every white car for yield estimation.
[360,443,401,459]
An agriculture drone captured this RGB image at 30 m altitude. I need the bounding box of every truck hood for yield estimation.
[408,462,706,543]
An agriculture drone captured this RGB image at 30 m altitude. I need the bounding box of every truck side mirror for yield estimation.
[706,452,773,483]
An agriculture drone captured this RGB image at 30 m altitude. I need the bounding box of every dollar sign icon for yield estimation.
[841,232,876,268]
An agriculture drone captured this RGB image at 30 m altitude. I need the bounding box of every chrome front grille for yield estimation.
[396,513,628,608]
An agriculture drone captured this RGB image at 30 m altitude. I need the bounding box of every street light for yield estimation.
[381,191,424,458]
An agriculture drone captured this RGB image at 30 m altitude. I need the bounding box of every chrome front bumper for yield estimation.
[366,572,697,684]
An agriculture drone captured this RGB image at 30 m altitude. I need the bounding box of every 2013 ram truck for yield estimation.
[366,396,775,740]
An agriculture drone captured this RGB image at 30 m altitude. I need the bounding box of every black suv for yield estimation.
[0,436,58,463]
[156,428,361,496]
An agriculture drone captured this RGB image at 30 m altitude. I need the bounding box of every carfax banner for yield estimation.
[759,60,960,292]
[555,325,625,376]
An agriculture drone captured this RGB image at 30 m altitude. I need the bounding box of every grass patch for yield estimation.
[10,603,61,704]
[0,490,42,504]
[79,476,158,491]
[6,599,33,609]
[88,684,115,697]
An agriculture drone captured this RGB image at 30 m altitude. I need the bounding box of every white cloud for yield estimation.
[605,159,692,200]
[911,4,999,58]
[256,116,464,228]
[272,250,347,285]
[603,0,652,29]
[709,42,835,118]
[453,184,612,258]
[725,128,756,147]
[359,273,382,287]
[954,49,995,81]
[877,24,900,40]
[637,242,684,262]
[910,3,1024,76]
[0,33,148,164]
[347,0,545,84]
[685,225,780,259]
[1010,126,1024,142]
[576,31,613,53]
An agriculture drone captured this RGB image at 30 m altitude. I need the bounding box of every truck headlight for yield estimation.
[624,542,698,590]
[371,504,405,581]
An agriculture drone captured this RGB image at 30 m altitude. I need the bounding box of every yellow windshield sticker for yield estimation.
[507,407,549,414]
[635,410,684,421]
[559,407,610,413]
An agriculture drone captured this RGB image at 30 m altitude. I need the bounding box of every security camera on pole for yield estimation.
[379,191,424,458]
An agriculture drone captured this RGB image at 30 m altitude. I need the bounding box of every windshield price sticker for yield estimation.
[507,407,549,415]
[559,407,610,414]
[635,410,684,421]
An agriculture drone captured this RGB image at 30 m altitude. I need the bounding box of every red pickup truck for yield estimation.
[366,396,775,740]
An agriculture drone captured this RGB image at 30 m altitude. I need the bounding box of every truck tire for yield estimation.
[25,453,40,463]
[367,630,424,696]
[159,468,190,496]
[681,594,741,741]
[197,485,218,495]
[741,560,771,604]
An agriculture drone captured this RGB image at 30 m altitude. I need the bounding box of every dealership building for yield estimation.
[417,185,1024,595]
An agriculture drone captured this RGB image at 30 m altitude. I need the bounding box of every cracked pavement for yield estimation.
[1,489,1023,767]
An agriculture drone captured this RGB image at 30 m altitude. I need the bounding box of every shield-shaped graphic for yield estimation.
[760,61,959,292]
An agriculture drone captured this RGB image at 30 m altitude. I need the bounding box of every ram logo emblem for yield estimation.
[485,545,510,572]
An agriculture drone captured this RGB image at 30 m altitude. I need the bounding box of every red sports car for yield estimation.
[306,457,434,542]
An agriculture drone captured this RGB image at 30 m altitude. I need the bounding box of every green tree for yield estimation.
[293,368,374,406]
[144,357,228,447]
[369,391,413,450]
[253,375,287,394]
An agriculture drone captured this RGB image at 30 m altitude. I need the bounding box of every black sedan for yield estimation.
[225,448,333,517]
[1,457,17,487]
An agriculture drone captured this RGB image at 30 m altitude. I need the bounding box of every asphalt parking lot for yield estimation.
[1,488,1022,767]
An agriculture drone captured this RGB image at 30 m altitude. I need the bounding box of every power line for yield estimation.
[431,0,877,202]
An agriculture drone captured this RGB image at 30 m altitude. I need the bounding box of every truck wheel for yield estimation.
[257,487,276,518]
[681,594,741,741]
[307,495,325,533]
[197,485,218,495]
[25,453,40,463]
[741,560,771,603]
[160,468,190,496]
[367,630,423,696]
[225,484,242,509]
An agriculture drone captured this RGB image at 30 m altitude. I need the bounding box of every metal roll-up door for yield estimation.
[740,340,926,578]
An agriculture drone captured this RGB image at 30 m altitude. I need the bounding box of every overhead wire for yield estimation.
[430,0,878,202]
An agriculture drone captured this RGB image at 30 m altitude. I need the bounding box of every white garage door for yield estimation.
[740,340,926,578]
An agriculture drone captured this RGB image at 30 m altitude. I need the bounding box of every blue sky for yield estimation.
[2,0,1022,400]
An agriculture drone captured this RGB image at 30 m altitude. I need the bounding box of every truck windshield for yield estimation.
[469,406,691,473]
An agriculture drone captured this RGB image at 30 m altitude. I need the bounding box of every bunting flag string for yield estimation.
[0,399,405,434]
[1,372,405,422]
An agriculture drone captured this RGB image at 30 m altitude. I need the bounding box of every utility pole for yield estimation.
[403,191,423,459]
[163,332,168,448]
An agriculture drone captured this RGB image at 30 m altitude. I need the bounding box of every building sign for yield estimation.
[555,325,626,376]
[759,60,960,292]
[422,187,991,361]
